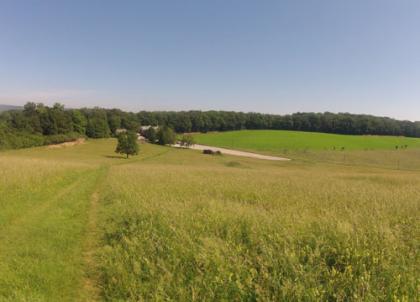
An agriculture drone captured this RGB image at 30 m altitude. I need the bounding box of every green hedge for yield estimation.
[0,129,44,150]
[0,128,84,151]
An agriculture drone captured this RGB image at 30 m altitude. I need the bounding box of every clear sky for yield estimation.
[1,0,419,120]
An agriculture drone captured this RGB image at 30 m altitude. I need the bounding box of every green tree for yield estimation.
[115,131,139,158]
[108,115,122,135]
[174,113,192,133]
[121,115,140,132]
[86,108,110,138]
[144,127,157,143]
[23,102,42,133]
[179,134,195,148]
[157,126,176,145]
[71,110,87,134]
[50,103,73,134]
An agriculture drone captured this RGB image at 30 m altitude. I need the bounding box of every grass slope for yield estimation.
[0,160,102,300]
[0,139,419,301]
[193,130,420,152]
[0,141,115,301]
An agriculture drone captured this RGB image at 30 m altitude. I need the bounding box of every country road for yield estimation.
[174,144,290,161]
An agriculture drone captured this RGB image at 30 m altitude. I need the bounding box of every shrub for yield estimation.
[179,134,195,148]
[143,127,157,143]
[0,127,84,151]
[0,128,44,150]
[157,126,176,145]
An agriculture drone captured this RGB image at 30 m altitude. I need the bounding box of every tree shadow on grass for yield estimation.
[103,155,126,159]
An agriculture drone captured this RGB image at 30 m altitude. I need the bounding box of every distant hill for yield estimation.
[0,104,22,112]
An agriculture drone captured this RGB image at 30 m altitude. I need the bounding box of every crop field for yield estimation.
[0,138,419,301]
[193,130,420,151]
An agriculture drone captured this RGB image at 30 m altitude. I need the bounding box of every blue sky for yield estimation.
[1,0,419,120]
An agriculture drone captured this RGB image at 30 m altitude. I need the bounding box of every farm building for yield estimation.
[115,128,127,134]
[139,125,159,135]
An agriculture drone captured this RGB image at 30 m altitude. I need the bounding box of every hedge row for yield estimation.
[0,129,83,150]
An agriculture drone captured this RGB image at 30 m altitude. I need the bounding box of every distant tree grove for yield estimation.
[1,102,420,150]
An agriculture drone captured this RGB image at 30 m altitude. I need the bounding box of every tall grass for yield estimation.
[1,139,418,301]
[97,146,420,301]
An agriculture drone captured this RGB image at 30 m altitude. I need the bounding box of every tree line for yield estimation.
[138,111,420,137]
[1,102,419,149]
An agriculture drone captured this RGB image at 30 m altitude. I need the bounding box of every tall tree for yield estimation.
[143,127,157,143]
[71,110,87,134]
[50,103,73,134]
[86,108,110,138]
[157,126,176,145]
[23,102,42,133]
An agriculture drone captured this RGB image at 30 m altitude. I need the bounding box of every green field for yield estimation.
[193,130,420,152]
[0,139,419,301]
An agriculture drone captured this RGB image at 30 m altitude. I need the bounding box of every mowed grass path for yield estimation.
[0,139,419,301]
[0,147,109,301]
[0,140,169,301]
[193,130,420,152]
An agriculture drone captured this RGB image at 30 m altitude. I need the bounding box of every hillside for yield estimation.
[0,139,418,300]
[0,104,22,112]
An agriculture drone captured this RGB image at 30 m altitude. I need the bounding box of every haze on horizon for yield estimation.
[1,0,419,121]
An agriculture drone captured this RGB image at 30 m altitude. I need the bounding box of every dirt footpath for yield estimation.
[47,138,85,149]
[174,144,290,161]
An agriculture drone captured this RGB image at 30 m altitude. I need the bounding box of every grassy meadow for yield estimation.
[193,130,420,151]
[0,137,419,301]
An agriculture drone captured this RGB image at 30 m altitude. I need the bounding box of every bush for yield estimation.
[157,126,176,145]
[143,127,157,143]
[0,127,83,151]
[0,128,44,150]
[179,134,195,148]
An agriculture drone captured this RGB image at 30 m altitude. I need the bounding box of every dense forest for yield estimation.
[1,102,419,150]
